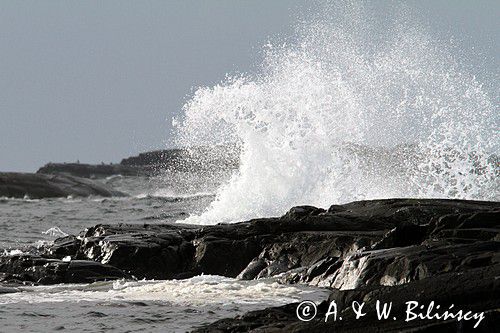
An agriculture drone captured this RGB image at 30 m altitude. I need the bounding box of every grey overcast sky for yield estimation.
[0,1,498,172]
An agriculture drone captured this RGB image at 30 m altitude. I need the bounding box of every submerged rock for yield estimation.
[0,172,126,198]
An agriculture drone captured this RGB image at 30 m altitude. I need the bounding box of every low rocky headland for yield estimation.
[0,147,237,199]
[37,146,239,178]
[0,172,127,199]
[1,198,498,332]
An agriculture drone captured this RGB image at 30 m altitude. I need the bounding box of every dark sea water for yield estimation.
[0,175,328,332]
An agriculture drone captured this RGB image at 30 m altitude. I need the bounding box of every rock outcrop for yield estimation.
[0,172,126,198]
[0,198,498,330]
[37,146,239,178]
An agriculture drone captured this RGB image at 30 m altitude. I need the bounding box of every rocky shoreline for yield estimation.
[0,172,126,199]
[1,198,498,332]
[37,146,239,179]
[1,147,238,199]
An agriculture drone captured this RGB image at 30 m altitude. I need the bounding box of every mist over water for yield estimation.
[174,2,499,224]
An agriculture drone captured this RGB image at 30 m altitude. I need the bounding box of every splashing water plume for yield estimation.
[174,2,499,224]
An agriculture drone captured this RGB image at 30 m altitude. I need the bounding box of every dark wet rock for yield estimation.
[79,224,199,279]
[194,236,261,277]
[323,240,499,290]
[0,172,127,198]
[237,258,268,280]
[48,235,82,258]
[4,200,499,282]
[0,255,129,284]
[0,198,498,331]
[4,198,492,285]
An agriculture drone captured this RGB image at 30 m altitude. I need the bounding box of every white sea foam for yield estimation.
[174,2,499,224]
[2,249,25,256]
[0,275,328,306]
[42,227,69,238]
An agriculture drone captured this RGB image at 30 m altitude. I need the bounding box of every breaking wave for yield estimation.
[173,1,499,224]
